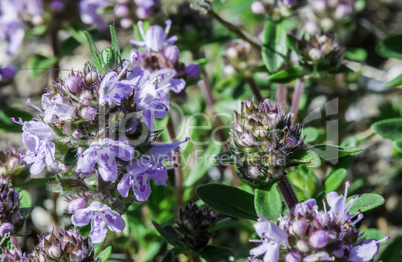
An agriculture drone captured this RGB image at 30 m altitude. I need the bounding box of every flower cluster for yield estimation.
[249,183,389,262]
[13,22,192,243]
[0,182,24,237]
[297,32,344,71]
[0,145,28,181]
[223,39,261,77]
[229,98,304,187]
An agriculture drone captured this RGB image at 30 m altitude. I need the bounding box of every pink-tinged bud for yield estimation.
[333,245,346,258]
[310,230,328,248]
[81,107,97,121]
[309,48,321,61]
[334,4,352,20]
[291,220,308,235]
[296,239,309,252]
[79,90,92,106]
[240,133,255,147]
[184,64,201,79]
[312,0,326,13]
[247,166,260,178]
[67,198,86,213]
[136,7,152,19]
[0,222,13,236]
[85,71,98,86]
[163,46,180,64]
[305,21,318,35]
[320,18,334,31]
[64,76,81,93]
[286,252,302,262]
[251,1,265,14]
[120,18,133,29]
[115,5,129,18]
[72,129,83,139]
[48,243,62,259]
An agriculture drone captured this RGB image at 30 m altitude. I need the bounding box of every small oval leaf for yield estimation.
[325,168,347,193]
[254,183,282,221]
[371,118,402,141]
[349,193,385,215]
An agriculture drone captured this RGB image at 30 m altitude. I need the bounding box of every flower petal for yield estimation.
[71,209,91,227]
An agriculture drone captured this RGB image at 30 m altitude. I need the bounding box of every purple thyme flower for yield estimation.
[76,138,135,181]
[19,120,56,175]
[134,0,156,19]
[117,139,188,201]
[79,0,108,29]
[0,65,16,83]
[99,66,136,106]
[326,181,358,222]
[41,94,77,124]
[249,217,288,262]
[130,19,178,52]
[0,1,25,55]
[71,201,125,243]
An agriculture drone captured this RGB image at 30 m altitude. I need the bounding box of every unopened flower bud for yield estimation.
[81,106,97,121]
[79,90,92,106]
[163,46,180,64]
[85,71,98,86]
[251,1,265,14]
[184,64,201,79]
[120,18,133,29]
[296,239,310,252]
[309,48,321,61]
[286,252,302,262]
[0,222,13,236]
[48,243,62,259]
[115,5,129,18]
[310,230,328,248]
[64,76,81,93]
[67,198,86,213]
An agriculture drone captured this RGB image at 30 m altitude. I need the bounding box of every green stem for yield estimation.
[290,77,305,125]
[247,77,264,102]
[276,83,287,109]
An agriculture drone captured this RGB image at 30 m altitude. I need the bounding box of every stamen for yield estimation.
[25,98,43,113]
[164,19,172,35]
[10,117,24,125]
[137,21,146,40]
[352,213,364,226]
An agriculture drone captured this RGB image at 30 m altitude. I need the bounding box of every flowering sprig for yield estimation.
[249,183,389,262]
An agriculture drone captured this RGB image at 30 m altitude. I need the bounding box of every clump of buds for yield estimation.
[0,183,24,236]
[223,39,260,77]
[32,228,96,261]
[175,203,220,250]
[298,32,344,71]
[0,146,29,181]
[0,247,30,261]
[229,99,304,187]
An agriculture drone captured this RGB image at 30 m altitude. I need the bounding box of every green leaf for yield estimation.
[384,74,402,87]
[97,246,112,262]
[309,144,362,161]
[214,151,236,164]
[76,223,91,237]
[286,34,298,51]
[349,193,385,215]
[378,236,402,262]
[152,221,187,249]
[395,139,402,153]
[27,54,58,77]
[100,47,115,69]
[344,48,367,62]
[64,147,78,166]
[301,127,320,143]
[261,20,287,73]
[268,66,307,83]
[254,183,282,221]
[18,189,32,209]
[199,245,234,262]
[162,248,179,262]
[184,142,221,187]
[376,34,402,59]
[84,31,104,75]
[371,118,402,141]
[325,168,347,193]
[196,184,258,220]
[288,149,321,168]
[109,25,120,65]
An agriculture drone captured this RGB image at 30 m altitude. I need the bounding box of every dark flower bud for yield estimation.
[175,203,220,251]
[0,183,24,236]
[64,76,82,93]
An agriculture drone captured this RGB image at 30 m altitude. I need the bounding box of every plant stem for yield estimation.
[276,83,287,109]
[167,117,184,208]
[247,77,264,102]
[203,5,261,52]
[278,173,298,210]
[50,28,60,81]
[290,77,305,125]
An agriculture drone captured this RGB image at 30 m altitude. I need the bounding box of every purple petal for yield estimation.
[110,143,135,161]
[168,79,186,93]
[97,152,117,182]
[132,173,151,201]
[89,216,108,243]
[30,159,45,175]
[129,40,146,48]
[72,209,91,226]
[145,25,165,52]
[117,174,132,197]
[348,239,379,262]
[165,35,178,45]
[104,210,125,232]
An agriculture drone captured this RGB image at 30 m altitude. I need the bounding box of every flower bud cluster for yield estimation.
[249,183,389,262]
[32,228,96,261]
[0,183,24,237]
[298,32,344,71]
[304,0,356,34]
[223,39,260,77]
[175,203,220,251]
[251,0,306,18]
[229,99,304,187]
[114,0,159,28]
[0,146,28,181]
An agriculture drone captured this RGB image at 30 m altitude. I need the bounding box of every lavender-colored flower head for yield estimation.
[0,145,28,180]
[0,183,24,236]
[76,138,135,182]
[118,138,189,201]
[250,182,389,262]
[0,246,30,261]
[0,65,16,83]
[0,1,26,55]
[130,19,178,53]
[72,201,125,243]
[79,0,108,29]
[223,39,260,77]
[229,98,304,187]
[32,228,96,261]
